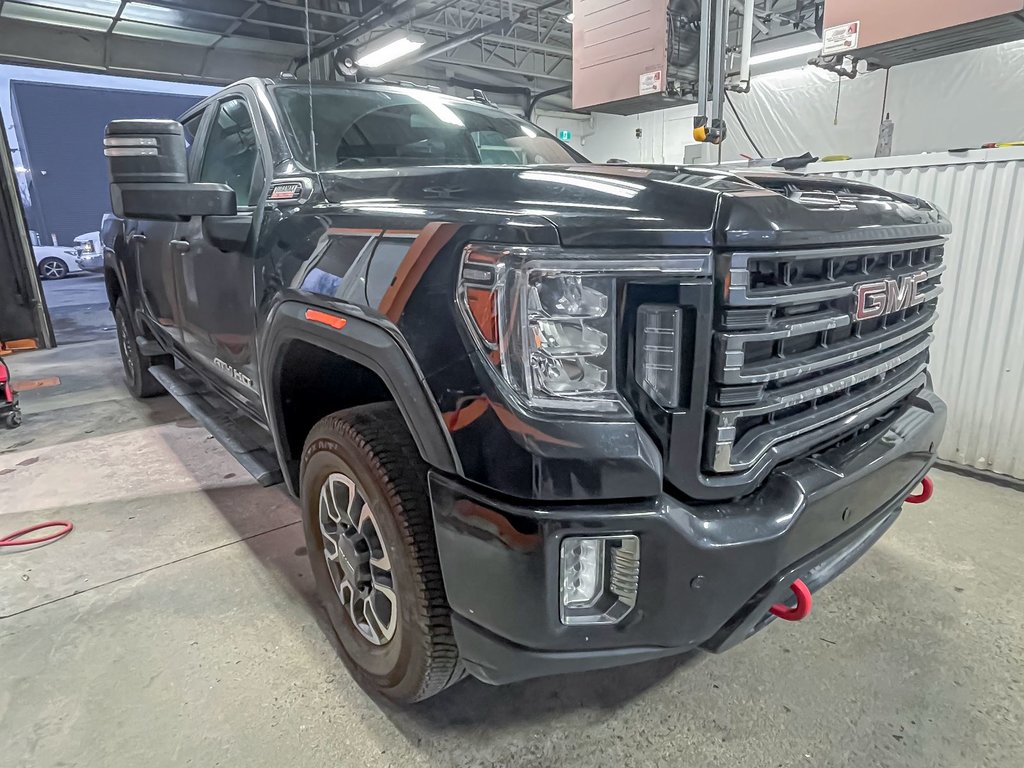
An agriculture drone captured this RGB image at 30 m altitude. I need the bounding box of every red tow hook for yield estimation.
[906,475,933,504]
[770,578,813,622]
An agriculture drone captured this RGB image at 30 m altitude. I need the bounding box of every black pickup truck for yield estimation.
[104,77,947,703]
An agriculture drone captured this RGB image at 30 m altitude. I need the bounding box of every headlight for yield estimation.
[458,244,708,415]
[459,246,621,413]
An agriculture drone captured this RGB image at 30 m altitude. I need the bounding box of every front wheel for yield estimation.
[300,403,461,703]
[38,257,68,280]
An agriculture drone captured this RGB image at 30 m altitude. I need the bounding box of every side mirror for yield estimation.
[105,119,237,221]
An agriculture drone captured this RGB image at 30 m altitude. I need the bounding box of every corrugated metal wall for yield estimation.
[810,150,1024,479]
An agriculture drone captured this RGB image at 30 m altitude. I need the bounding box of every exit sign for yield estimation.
[557,129,572,141]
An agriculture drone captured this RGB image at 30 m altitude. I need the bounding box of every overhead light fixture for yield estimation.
[564,12,574,24]
[355,36,424,69]
[748,42,822,67]
[409,92,464,127]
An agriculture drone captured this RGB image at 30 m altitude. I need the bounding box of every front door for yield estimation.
[176,93,266,414]
[132,111,206,346]
[132,217,180,344]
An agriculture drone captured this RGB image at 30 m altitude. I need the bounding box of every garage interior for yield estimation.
[1,1,1023,766]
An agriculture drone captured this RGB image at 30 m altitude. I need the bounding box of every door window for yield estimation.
[198,98,263,207]
[182,112,203,157]
[181,111,204,179]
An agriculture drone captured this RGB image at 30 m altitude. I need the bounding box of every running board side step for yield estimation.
[148,364,283,487]
[136,336,164,358]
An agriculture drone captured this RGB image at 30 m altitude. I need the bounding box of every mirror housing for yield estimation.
[105,119,237,221]
[111,183,237,221]
[105,119,188,184]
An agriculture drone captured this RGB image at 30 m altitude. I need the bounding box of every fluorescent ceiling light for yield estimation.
[357,205,428,215]
[122,2,188,25]
[516,200,636,212]
[748,42,821,66]
[356,36,424,69]
[519,171,643,199]
[409,91,464,127]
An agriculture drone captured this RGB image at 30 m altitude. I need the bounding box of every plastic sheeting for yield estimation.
[807,149,1024,480]
[582,39,1024,164]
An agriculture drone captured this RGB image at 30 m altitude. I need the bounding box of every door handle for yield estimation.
[170,239,191,253]
[130,234,146,244]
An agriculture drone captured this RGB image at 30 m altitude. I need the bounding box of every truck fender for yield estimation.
[259,300,461,495]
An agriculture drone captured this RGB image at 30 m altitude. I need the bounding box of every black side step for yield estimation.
[136,336,164,358]
[148,364,284,487]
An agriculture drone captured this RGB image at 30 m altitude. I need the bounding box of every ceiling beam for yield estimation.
[0,16,298,83]
[211,1,263,49]
[106,0,129,34]
[86,0,340,38]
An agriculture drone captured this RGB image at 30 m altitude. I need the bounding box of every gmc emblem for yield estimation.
[853,271,928,320]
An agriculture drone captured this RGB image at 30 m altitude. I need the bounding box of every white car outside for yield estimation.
[33,245,82,280]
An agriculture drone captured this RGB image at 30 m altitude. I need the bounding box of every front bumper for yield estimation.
[429,389,946,685]
[76,252,104,272]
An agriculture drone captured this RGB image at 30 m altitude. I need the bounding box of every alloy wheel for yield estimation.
[41,259,67,279]
[318,472,398,645]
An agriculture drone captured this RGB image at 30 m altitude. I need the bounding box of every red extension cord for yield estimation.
[0,521,74,548]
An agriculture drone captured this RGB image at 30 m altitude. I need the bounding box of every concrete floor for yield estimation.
[2,274,1023,768]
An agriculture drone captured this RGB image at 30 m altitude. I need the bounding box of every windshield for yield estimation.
[274,85,584,171]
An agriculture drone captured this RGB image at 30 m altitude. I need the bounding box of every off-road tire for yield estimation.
[300,403,461,703]
[113,298,171,399]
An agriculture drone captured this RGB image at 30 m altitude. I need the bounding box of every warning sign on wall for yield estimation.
[822,21,860,56]
[639,69,663,95]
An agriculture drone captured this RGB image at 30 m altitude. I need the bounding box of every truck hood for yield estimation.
[318,164,950,249]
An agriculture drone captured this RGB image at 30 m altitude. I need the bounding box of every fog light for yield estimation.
[560,535,640,625]
[561,538,604,608]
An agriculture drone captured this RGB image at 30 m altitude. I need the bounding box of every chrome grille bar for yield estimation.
[717,302,939,385]
[707,237,945,475]
[709,357,929,473]
[718,334,932,419]
[727,260,945,307]
[725,238,947,308]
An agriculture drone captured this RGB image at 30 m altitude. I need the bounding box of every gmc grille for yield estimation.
[707,238,945,474]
